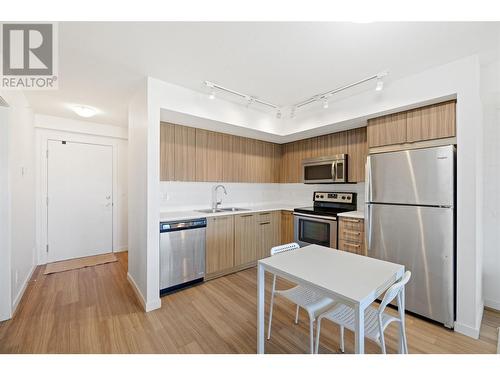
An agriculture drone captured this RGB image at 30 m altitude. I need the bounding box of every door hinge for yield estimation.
[46,149,49,158]
[46,196,49,205]
[46,244,49,253]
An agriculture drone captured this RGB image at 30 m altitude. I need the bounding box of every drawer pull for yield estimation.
[345,243,361,248]
[343,218,361,223]
[259,221,271,225]
[344,231,361,236]
[240,214,253,218]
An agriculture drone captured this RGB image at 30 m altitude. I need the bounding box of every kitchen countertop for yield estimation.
[160,204,298,222]
[337,211,365,219]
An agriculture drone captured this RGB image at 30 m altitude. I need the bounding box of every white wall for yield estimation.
[0,106,11,321]
[0,90,36,319]
[34,114,128,265]
[481,51,500,310]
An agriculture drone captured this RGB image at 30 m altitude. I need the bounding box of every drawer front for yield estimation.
[256,211,271,223]
[339,217,364,232]
[338,239,365,255]
[339,228,363,243]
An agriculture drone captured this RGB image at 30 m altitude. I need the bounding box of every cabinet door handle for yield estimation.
[345,243,361,248]
[240,214,253,218]
[259,222,271,225]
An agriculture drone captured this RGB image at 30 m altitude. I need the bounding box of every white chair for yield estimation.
[266,243,337,354]
[315,270,411,354]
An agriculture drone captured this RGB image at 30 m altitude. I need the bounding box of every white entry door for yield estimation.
[47,140,113,262]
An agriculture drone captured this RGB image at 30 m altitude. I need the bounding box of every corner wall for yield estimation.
[0,90,36,320]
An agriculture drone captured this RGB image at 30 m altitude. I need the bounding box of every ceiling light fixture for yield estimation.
[375,72,387,92]
[291,71,389,116]
[204,80,282,118]
[72,105,97,118]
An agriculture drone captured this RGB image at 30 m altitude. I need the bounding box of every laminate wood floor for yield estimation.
[0,252,498,354]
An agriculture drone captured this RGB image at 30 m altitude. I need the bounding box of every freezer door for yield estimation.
[367,145,454,206]
[366,203,454,327]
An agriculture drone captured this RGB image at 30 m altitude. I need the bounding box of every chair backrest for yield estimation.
[270,242,300,256]
[379,271,411,313]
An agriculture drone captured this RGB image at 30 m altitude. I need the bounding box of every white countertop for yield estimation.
[160,203,297,222]
[337,210,365,219]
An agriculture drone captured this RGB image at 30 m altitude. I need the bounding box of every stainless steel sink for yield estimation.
[196,208,224,213]
[196,207,250,214]
[220,207,250,212]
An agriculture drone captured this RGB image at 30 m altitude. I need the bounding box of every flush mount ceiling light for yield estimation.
[291,70,389,116]
[71,105,97,118]
[204,80,282,119]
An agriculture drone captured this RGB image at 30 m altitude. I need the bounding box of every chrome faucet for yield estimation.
[211,184,227,210]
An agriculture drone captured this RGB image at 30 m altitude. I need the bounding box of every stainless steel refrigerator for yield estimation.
[365,145,455,328]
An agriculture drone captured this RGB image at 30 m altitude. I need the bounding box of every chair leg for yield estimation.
[400,320,409,354]
[379,331,386,354]
[315,317,322,354]
[309,318,315,354]
[266,276,277,340]
[295,305,300,324]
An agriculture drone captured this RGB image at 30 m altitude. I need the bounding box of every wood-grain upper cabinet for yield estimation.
[347,127,368,183]
[256,211,281,259]
[406,101,456,143]
[206,216,234,275]
[173,124,196,181]
[367,112,407,148]
[281,210,294,244]
[160,122,175,181]
[234,213,257,266]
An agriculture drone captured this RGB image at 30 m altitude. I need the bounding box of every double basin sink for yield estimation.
[196,207,250,214]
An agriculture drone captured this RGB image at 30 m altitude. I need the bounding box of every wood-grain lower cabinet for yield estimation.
[205,216,234,276]
[281,210,294,244]
[256,211,281,259]
[234,213,257,267]
[338,216,366,256]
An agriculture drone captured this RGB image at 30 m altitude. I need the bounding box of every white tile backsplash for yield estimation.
[160,181,365,212]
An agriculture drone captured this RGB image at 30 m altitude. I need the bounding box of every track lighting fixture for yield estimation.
[204,81,281,116]
[323,98,329,109]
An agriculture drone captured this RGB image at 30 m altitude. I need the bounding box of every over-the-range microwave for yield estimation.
[302,154,348,184]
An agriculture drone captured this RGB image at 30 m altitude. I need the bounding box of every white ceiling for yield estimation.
[24,22,500,127]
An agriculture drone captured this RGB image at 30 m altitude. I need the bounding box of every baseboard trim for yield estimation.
[127,272,146,310]
[113,247,128,253]
[126,272,161,312]
[485,298,500,311]
[454,321,480,339]
[12,265,36,316]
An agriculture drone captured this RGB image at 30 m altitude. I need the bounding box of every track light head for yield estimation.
[375,71,388,92]
[209,90,216,100]
[276,110,282,119]
[323,98,329,109]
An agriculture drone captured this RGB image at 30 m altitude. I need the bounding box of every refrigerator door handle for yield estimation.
[365,203,371,251]
[365,155,372,203]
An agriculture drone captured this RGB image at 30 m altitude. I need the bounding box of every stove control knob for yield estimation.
[342,196,346,200]
[320,195,324,198]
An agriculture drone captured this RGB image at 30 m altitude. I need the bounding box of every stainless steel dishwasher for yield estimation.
[160,218,206,294]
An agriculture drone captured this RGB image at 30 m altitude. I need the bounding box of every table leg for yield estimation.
[257,263,265,354]
[354,303,365,354]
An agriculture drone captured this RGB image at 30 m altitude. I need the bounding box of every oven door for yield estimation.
[302,161,335,183]
[293,213,337,248]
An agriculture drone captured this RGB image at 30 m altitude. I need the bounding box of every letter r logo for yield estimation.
[2,24,53,75]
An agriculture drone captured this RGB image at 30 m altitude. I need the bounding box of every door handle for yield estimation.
[332,162,337,182]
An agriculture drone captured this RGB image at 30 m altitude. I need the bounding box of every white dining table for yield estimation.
[257,244,405,354]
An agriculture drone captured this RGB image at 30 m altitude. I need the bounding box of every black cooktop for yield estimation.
[293,206,349,218]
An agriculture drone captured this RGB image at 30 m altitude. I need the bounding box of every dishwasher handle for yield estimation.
[160,218,207,233]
